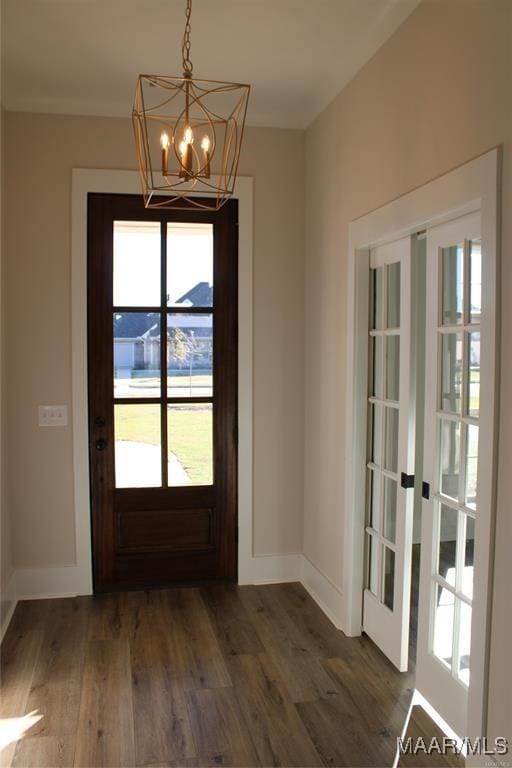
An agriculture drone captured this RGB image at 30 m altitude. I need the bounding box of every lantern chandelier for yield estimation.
[133,0,250,211]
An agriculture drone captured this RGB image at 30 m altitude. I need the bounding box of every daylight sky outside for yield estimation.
[113,221,213,307]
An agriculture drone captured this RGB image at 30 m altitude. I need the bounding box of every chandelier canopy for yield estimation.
[133,0,250,211]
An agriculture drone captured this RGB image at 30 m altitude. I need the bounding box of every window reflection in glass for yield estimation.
[437,504,457,587]
[465,424,479,509]
[386,335,400,401]
[384,407,399,473]
[433,584,454,670]
[467,332,480,418]
[440,419,460,501]
[469,239,482,324]
[387,262,401,329]
[383,548,395,610]
[441,244,464,325]
[440,332,463,414]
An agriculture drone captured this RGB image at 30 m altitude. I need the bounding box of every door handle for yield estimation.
[95,439,107,451]
[94,416,106,428]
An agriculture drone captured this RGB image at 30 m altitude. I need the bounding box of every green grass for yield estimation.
[115,403,212,485]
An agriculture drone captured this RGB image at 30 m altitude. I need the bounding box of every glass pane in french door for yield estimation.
[113,220,215,490]
[430,236,480,687]
[365,260,401,611]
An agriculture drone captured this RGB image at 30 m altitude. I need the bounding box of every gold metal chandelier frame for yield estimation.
[132,0,250,211]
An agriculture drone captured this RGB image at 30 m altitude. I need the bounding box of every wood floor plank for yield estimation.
[22,598,88,738]
[163,589,231,692]
[324,655,413,731]
[199,585,265,657]
[130,602,196,767]
[74,640,135,767]
[267,581,357,659]
[186,687,260,767]
[296,695,381,767]
[11,736,75,768]
[86,590,146,642]
[228,652,323,767]
[0,602,47,768]
[238,585,339,703]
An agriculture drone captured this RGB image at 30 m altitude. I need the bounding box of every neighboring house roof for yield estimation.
[114,313,158,339]
[176,281,213,307]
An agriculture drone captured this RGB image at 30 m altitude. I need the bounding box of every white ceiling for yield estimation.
[2,0,420,129]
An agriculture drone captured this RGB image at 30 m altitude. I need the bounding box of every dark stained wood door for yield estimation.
[87,194,238,591]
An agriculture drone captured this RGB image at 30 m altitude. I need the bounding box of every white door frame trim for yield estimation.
[69,169,256,595]
[342,148,500,740]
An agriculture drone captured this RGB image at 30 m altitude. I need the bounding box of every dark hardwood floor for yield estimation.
[0,583,464,767]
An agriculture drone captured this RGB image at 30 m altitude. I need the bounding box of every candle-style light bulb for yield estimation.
[201,135,211,178]
[179,139,192,178]
[160,131,170,175]
[179,126,194,177]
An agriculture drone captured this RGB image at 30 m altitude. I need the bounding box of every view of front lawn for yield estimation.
[114,403,213,485]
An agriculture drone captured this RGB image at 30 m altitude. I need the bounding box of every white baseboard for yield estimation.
[1,570,18,641]
[300,554,344,629]
[15,565,91,600]
[238,552,303,585]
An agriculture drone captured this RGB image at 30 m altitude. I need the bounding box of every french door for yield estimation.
[416,212,486,737]
[363,236,415,672]
[87,194,238,592]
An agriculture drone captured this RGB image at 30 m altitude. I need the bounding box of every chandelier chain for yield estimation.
[182,0,193,77]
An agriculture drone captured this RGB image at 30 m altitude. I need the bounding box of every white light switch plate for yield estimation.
[38,405,68,427]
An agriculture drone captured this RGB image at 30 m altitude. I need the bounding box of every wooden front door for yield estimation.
[87,193,238,592]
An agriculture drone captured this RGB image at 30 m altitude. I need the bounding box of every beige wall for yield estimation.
[304,0,510,740]
[3,114,305,567]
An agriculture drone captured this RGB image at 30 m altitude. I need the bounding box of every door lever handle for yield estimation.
[95,439,107,451]
[401,472,415,489]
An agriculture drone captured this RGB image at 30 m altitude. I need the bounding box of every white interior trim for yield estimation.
[343,148,500,740]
